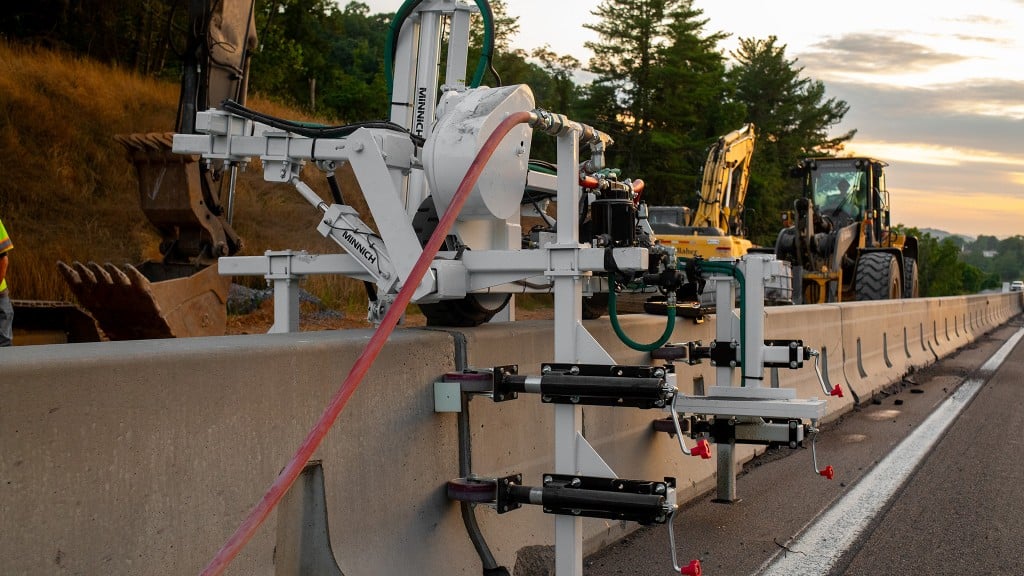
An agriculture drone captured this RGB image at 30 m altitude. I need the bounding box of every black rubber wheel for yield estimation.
[582,293,609,319]
[419,294,512,327]
[447,478,496,503]
[902,257,919,298]
[854,252,901,301]
[412,196,511,327]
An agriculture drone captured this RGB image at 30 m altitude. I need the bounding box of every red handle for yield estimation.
[819,465,835,480]
[681,559,702,575]
[690,439,712,460]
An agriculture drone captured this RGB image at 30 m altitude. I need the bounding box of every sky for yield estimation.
[353,0,1024,239]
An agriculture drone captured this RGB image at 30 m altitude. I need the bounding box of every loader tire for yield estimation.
[854,252,901,301]
[902,257,920,298]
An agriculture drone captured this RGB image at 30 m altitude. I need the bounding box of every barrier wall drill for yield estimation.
[1,293,1020,574]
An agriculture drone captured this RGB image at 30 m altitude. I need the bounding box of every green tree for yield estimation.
[584,0,682,177]
[644,2,740,206]
[726,36,855,245]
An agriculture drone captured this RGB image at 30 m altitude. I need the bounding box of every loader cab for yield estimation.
[805,160,867,220]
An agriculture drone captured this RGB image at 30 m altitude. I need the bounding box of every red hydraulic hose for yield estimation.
[200,110,534,576]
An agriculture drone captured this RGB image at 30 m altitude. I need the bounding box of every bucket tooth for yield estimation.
[57,261,82,285]
[73,261,97,284]
[103,263,132,287]
[87,262,113,285]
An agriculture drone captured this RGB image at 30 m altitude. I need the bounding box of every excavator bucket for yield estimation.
[48,1,256,341]
[55,132,240,341]
[57,261,229,340]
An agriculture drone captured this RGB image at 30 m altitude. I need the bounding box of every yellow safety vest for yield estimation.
[0,218,12,292]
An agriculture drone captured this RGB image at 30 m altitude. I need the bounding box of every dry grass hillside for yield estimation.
[0,41,372,311]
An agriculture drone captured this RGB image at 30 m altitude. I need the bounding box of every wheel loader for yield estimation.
[774,157,919,304]
[56,0,257,340]
[643,125,792,312]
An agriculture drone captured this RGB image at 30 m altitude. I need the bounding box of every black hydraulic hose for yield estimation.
[326,173,345,204]
[219,99,425,146]
[458,393,505,574]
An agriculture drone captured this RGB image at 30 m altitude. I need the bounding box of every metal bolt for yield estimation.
[653,368,666,378]
[654,484,666,495]
[570,396,580,404]
[542,365,551,374]
[790,341,798,349]
[790,361,798,368]
[544,475,553,484]
[569,366,580,375]
[570,478,581,487]
[729,361,737,368]
[354,142,365,152]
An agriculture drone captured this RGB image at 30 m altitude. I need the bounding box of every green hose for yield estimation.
[697,260,750,381]
[608,288,676,352]
[385,0,495,97]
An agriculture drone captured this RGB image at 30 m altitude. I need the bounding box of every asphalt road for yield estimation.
[582,318,1024,576]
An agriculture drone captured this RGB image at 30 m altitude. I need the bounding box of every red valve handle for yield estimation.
[681,559,702,575]
[830,384,844,398]
[580,175,600,189]
[690,439,712,460]
[819,465,834,480]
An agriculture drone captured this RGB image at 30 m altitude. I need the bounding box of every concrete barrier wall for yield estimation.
[1,293,1020,575]
[767,304,852,418]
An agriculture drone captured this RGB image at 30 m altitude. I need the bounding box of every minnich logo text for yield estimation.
[414,87,427,136]
[342,230,377,265]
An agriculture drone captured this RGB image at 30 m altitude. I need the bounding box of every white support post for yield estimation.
[714,267,738,389]
[264,251,302,334]
[742,255,768,388]
[552,128,583,576]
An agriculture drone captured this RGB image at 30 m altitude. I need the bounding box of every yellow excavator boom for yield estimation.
[689,124,756,234]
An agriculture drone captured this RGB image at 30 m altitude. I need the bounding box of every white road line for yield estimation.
[757,327,1024,576]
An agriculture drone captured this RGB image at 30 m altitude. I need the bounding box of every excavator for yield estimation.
[56,0,257,340]
[647,123,757,260]
[774,156,919,303]
[639,124,791,311]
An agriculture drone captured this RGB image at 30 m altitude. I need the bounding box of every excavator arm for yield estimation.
[689,124,755,235]
[59,1,257,340]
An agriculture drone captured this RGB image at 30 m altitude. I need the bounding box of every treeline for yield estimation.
[6,0,1002,298]
[899,229,1024,296]
[1,0,855,246]
[956,235,1024,290]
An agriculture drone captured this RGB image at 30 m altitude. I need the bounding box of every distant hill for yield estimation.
[919,228,975,244]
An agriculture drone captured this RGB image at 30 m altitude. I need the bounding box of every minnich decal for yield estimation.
[341,230,377,265]
[414,86,428,136]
